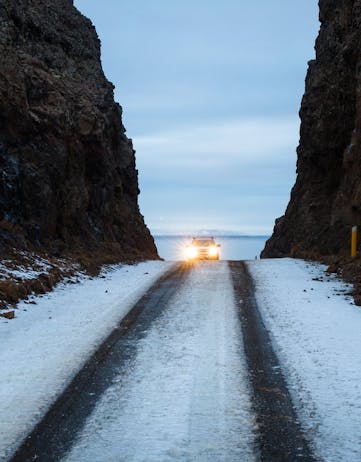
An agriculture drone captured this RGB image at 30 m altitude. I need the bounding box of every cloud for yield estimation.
[135,116,298,185]
[136,116,298,157]
[134,116,298,233]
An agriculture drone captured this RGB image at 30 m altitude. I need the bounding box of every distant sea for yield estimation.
[154,235,270,261]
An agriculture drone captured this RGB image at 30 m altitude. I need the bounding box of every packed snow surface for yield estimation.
[248,258,361,462]
[0,261,173,461]
[62,262,256,462]
[5,256,358,461]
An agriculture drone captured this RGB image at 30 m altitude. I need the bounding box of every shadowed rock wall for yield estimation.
[0,0,158,261]
[263,0,361,258]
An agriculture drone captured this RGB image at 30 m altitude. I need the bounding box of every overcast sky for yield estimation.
[74,0,319,235]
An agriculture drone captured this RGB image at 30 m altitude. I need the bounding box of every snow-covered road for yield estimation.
[0,261,173,461]
[4,257,361,462]
[62,262,256,462]
[249,258,361,462]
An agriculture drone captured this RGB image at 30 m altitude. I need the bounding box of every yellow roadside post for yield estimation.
[351,226,358,258]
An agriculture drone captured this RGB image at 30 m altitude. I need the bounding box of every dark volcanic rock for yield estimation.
[263,0,361,259]
[0,0,158,262]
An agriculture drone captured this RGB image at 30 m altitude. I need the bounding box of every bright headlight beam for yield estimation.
[185,246,198,259]
[208,246,218,257]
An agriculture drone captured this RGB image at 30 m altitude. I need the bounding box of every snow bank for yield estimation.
[0,261,173,461]
[248,258,361,462]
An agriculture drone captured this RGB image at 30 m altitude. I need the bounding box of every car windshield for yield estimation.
[192,239,215,246]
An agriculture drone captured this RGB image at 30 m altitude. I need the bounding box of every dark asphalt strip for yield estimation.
[9,263,189,462]
[229,261,318,462]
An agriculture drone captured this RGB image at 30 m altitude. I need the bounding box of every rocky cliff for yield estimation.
[263,0,361,259]
[0,0,158,263]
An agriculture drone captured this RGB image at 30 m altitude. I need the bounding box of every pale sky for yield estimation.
[74,0,319,235]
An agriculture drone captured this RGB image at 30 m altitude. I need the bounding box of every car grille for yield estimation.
[198,247,210,257]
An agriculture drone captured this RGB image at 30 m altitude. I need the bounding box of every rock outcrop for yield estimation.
[263,0,361,258]
[0,0,158,263]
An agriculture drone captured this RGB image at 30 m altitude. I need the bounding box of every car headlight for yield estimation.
[208,246,218,257]
[185,246,198,259]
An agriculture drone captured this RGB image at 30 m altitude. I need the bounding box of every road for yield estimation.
[10,262,316,462]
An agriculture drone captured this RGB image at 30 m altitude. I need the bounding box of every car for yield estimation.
[184,236,221,261]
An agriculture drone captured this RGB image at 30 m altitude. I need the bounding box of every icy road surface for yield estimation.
[249,258,361,462]
[62,262,256,462]
[0,261,173,461]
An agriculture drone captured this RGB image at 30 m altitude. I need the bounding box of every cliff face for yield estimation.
[0,0,158,262]
[263,0,361,258]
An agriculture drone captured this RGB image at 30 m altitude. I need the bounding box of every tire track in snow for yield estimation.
[60,262,256,462]
[229,261,317,462]
[9,263,188,462]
